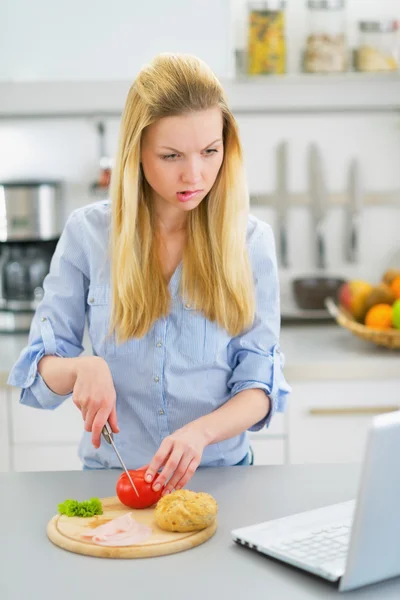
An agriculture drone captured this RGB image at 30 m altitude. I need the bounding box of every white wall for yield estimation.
[0,0,232,81]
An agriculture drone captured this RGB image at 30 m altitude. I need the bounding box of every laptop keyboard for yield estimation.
[269,523,351,566]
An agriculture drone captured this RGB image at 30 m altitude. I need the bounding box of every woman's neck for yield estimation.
[152,195,188,235]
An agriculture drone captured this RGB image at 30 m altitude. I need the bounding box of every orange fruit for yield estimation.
[365,304,393,330]
[390,276,400,299]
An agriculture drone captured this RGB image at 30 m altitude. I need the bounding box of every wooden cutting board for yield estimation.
[47,495,217,558]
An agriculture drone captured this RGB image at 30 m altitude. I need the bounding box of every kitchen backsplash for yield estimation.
[0,110,399,282]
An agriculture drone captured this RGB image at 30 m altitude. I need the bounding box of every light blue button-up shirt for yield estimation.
[8,200,291,469]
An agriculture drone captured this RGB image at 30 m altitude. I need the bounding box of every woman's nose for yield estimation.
[181,158,202,185]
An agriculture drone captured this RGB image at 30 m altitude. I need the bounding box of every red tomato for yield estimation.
[116,468,162,509]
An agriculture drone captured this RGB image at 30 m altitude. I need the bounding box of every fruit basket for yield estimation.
[325,297,400,350]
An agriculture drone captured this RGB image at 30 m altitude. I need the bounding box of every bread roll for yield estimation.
[154,489,218,532]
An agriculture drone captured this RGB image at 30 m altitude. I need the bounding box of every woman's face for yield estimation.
[141,107,224,214]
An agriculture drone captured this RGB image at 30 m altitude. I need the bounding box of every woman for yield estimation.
[8,53,290,495]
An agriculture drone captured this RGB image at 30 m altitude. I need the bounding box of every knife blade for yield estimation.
[275,141,289,269]
[308,143,327,270]
[345,158,362,263]
[101,422,140,497]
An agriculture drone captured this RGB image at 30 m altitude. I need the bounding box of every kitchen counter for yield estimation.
[1,322,399,388]
[1,464,399,599]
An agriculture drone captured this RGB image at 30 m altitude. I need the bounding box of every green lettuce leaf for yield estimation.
[58,497,103,517]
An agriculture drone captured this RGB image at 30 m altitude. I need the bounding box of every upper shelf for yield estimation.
[0,73,399,119]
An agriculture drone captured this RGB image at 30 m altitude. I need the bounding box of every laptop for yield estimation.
[231,410,400,592]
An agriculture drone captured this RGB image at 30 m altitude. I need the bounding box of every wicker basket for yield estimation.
[325,297,400,350]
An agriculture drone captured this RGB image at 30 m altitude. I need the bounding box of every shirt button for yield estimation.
[154,376,160,383]
[185,303,191,309]
[89,298,95,304]
[156,341,162,348]
[158,409,165,416]
[41,317,47,322]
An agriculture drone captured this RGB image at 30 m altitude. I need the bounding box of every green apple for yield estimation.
[392,299,400,329]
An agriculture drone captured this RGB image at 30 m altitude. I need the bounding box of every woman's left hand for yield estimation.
[144,425,208,495]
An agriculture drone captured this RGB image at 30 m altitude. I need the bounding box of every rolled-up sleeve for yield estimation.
[227,222,291,431]
[7,209,90,410]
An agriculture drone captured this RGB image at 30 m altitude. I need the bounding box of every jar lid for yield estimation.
[307,0,345,9]
[248,1,286,11]
[359,20,398,33]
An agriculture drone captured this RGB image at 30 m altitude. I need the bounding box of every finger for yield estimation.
[108,405,120,433]
[84,407,97,432]
[163,453,194,494]
[173,458,199,490]
[145,440,173,484]
[152,448,183,492]
[91,408,110,448]
[72,394,86,418]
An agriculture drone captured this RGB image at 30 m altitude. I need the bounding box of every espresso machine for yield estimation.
[0,180,64,332]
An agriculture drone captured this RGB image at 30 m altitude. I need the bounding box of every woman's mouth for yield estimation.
[176,190,203,202]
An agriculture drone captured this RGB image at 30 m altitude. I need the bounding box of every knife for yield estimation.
[345,158,362,263]
[101,422,140,497]
[275,141,289,269]
[308,143,327,270]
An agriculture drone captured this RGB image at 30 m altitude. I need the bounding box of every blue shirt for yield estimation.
[8,201,291,469]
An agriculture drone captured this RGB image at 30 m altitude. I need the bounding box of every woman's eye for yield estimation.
[204,149,218,156]
[162,153,179,160]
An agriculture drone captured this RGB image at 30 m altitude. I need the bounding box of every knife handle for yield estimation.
[101,422,113,444]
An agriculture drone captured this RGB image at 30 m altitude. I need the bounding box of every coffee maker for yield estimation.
[0,180,64,332]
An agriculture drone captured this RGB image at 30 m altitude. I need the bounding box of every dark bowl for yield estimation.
[292,276,346,311]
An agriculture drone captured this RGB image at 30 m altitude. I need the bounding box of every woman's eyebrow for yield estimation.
[159,138,223,153]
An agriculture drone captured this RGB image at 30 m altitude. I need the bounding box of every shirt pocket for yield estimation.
[86,285,114,358]
[178,302,219,364]
[86,285,146,358]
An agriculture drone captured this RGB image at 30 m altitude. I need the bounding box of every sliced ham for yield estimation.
[80,512,152,546]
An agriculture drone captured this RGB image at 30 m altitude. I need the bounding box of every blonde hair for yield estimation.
[110,53,255,341]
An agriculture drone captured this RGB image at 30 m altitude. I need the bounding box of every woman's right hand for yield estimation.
[72,356,119,448]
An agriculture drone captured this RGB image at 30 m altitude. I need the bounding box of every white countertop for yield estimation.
[1,322,399,388]
[280,323,400,381]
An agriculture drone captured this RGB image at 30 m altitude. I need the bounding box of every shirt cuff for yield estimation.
[21,373,72,410]
[230,382,276,431]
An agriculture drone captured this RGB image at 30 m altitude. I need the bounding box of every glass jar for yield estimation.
[304,0,347,73]
[356,21,399,72]
[247,1,286,75]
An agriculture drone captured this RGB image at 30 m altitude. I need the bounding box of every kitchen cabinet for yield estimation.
[10,389,82,444]
[288,378,400,464]
[249,412,287,465]
[8,377,400,470]
[8,388,82,472]
[13,445,82,472]
[0,389,10,472]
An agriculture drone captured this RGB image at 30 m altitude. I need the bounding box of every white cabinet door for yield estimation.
[9,388,83,472]
[10,389,83,444]
[13,445,82,472]
[250,439,286,465]
[288,379,400,464]
[0,389,10,472]
[248,412,287,465]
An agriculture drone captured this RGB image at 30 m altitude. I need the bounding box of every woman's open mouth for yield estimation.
[176,190,203,202]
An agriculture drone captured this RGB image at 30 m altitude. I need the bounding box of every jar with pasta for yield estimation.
[304,0,347,73]
[247,1,286,75]
[356,21,399,73]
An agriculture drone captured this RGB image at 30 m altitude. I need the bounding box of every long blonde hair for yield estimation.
[110,53,255,341]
